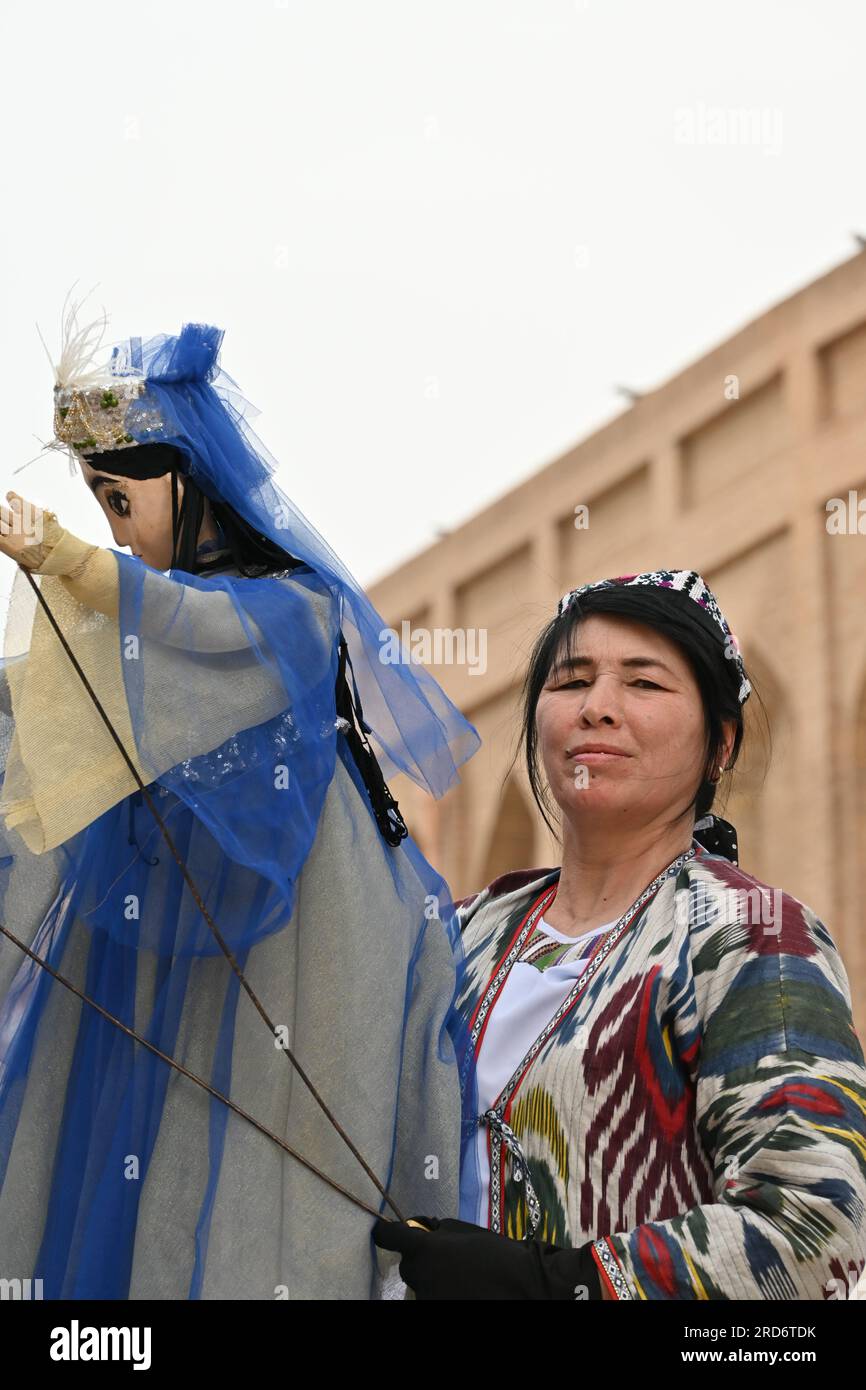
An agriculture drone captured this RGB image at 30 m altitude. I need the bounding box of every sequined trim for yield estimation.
[592,1237,634,1300]
[482,1110,542,1239]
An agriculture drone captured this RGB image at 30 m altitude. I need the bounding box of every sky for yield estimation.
[1,0,864,606]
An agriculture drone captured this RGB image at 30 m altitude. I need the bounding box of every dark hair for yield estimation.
[506,586,769,841]
[82,443,303,578]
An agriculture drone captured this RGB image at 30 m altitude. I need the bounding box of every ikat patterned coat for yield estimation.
[452,840,866,1300]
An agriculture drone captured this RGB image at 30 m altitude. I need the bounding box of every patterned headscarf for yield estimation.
[557,568,748,865]
[558,568,751,705]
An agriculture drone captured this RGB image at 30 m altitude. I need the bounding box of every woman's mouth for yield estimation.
[567,745,631,762]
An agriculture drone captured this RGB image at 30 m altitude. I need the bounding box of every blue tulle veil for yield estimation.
[0,321,483,1298]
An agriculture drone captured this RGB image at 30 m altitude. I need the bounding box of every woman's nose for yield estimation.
[577,673,623,722]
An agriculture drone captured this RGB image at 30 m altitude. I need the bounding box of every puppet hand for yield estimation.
[0,491,63,566]
[0,491,96,577]
[372,1214,603,1300]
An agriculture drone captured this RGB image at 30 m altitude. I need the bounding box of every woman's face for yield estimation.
[80,458,180,571]
[535,613,733,833]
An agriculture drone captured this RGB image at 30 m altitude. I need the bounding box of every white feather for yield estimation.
[13,434,75,477]
[23,283,143,477]
[36,281,114,389]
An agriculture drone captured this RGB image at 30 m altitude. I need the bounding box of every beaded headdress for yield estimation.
[16,292,165,477]
[557,568,751,705]
[50,300,165,456]
[53,375,149,455]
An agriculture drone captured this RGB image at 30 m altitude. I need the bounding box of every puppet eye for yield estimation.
[105,488,130,518]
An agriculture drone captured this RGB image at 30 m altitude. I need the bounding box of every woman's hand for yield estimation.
[0,491,58,566]
[372,1214,605,1300]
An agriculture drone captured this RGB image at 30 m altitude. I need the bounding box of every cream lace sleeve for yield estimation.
[0,526,319,855]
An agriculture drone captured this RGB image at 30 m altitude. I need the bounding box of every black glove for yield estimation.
[372,1214,603,1300]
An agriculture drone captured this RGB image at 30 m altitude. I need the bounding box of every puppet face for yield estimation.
[80,458,180,571]
[535,613,733,837]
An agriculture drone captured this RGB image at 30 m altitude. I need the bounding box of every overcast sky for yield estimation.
[2,0,864,607]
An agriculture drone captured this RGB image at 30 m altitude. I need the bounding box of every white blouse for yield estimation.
[467,914,615,1227]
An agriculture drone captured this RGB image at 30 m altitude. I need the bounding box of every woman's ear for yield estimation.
[720,717,738,770]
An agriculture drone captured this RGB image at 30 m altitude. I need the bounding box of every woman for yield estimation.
[374,569,866,1300]
[0,307,480,1299]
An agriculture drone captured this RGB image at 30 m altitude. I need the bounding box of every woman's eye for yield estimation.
[105,489,129,518]
[557,677,661,690]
